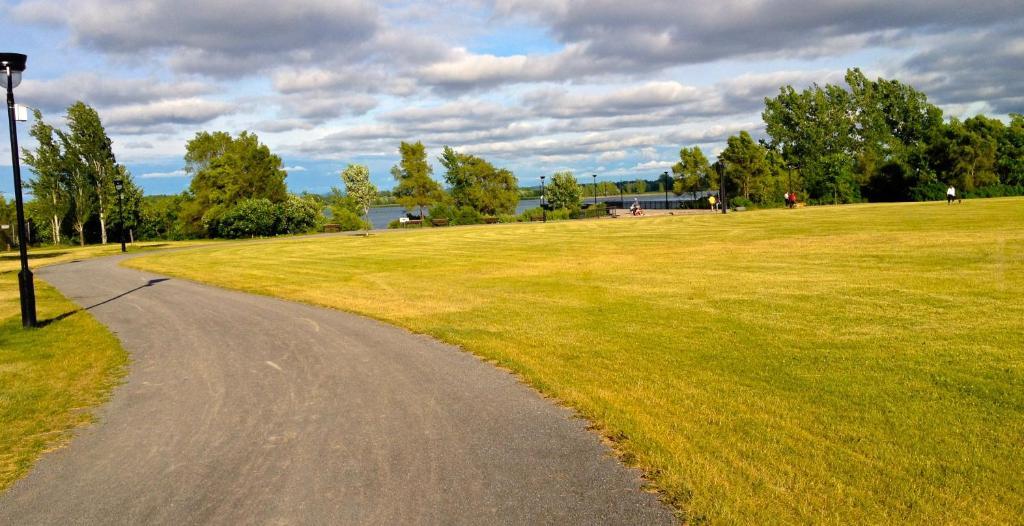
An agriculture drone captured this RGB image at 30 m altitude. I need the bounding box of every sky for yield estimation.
[1,0,1022,197]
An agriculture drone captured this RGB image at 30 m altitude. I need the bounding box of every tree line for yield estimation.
[19,103,142,246]
[14,69,1023,244]
[673,68,1024,207]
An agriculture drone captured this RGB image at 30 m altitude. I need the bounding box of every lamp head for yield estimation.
[114,177,124,191]
[1,53,27,89]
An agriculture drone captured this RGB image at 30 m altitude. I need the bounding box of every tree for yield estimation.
[546,171,582,210]
[439,146,519,215]
[21,109,68,244]
[672,146,712,194]
[720,132,772,202]
[929,119,998,192]
[392,141,442,219]
[341,164,377,230]
[636,179,648,194]
[55,129,95,246]
[179,131,287,236]
[66,102,117,244]
[997,114,1024,185]
[764,82,858,203]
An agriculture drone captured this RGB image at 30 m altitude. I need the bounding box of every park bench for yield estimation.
[323,223,341,233]
[404,219,422,227]
[431,218,449,227]
[483,217,499,224]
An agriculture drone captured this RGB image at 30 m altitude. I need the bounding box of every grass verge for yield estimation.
[1,241,202,491]
[126,199,1024,524]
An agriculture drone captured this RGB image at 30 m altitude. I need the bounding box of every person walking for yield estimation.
[947,185,956,205]
[784,191,790,208]
[708,194,717,211]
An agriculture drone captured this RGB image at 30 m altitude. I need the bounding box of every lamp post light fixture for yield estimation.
[592,174,598,210]
[540,175,546,223]
[3,52,35,328]
[114,176,126,253]
[662,171,670,209]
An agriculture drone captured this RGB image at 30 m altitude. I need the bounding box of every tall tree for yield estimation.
[392,141,442,219]
[672,146,712,194]
[21,109,68,244]
[438,146,519,215]
[180,131,287,236]
[57,130,95,246]
[546,171,582,210]
[720,132,772,202]
[66,102,117,244]
[340,164,378,231]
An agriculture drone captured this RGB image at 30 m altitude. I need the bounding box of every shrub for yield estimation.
[217,198,278,238]
[277,194,323,234]
[332,208,371,231]
[731,196,754,209]
[965,184,1024,199]
[909,182,948,202]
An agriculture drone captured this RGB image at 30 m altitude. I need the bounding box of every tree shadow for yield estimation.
[36,278,171,327]
[1,251,68,261]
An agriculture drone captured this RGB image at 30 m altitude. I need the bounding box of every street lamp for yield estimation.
[114,176,126,253]
[662,171,669,209]
[3,52,35,328]
[539,175,546,223]
[592,174,597,211]
[718,161,728,215]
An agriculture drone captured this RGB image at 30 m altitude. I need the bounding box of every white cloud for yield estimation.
[139,169,189,179]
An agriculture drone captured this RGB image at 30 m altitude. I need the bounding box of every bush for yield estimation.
[908,182,948,202]
[428,204,484,226]
[217,198,278,238]
[277,195,323,234]
[332,208,371,231]
[965,184,1024,199]
[497,213,518,223]
[730,196,754,208]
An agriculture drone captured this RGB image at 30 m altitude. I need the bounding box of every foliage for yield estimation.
[276,194,323,234]
[546,171,582,210]
[428,203,484,226]
[215,198,279,238]
[179,131,287,237]
[215,194,323,238]
[672,146,712,194]
[340,164,377,225]
[439,146,519,215]
[21,109,68,244]
[331,208,371,232]
[392,141,443,219]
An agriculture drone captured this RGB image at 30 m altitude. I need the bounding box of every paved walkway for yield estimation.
[1,255,675,525]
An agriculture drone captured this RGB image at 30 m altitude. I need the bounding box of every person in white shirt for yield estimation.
[946,185,956,205]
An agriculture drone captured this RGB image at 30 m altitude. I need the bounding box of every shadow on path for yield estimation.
[37,278,170,328]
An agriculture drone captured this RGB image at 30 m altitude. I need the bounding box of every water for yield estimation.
[364,193,704,229]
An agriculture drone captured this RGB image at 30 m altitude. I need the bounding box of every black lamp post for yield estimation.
[3,52,35,328]
[662,171,669,209]
[592,174,598,208]
[718,161,728,215]
[539,175,546,223]
[114,176,126,252]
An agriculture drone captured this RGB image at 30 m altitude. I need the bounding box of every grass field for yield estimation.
[126,199,1024,524]
[0,241,202,491]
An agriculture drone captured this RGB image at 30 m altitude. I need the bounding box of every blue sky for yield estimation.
[2,0,1022,198]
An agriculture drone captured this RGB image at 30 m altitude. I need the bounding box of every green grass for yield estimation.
[1,241,202,491]
[126,199,1024,524]
[0,274,127,491]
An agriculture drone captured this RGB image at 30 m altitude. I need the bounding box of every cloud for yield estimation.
[139,169,189,179]
[15,0,381,77]
[283,165,307,172]
[103,98,236,133]
[18,74,216,115]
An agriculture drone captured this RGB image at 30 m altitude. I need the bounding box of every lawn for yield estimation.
[0,241,201,491]
[126,199,1024,524]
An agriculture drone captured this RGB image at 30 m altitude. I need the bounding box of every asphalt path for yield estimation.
[1,254,675,525]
